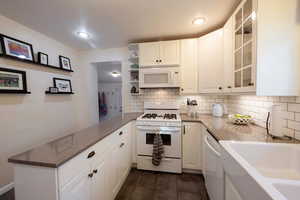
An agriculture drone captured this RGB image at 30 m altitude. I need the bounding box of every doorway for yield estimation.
[96,61,122,121]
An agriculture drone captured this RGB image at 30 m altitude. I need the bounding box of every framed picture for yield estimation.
[0,67,28,93]
[0,34,34,61]
[38,52,48,65]
[53,78,72,93]
[59,56,72,70]
[49,87,58,93]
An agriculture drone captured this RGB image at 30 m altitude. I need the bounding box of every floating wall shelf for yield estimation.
[0,91,31,94]
[45,91,74,95]
[0,54,74,73]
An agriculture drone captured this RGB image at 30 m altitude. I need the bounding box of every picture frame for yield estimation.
[0,34,34,62]
[53,78,72,93]
[59,56,72,71]
[0,67,28,93]
[37,52,49,65]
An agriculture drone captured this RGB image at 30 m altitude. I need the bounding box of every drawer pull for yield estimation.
[87,151,96,159]
[120,143,125,148]
[119,131,123,136]
[93,169,98,174]
[88,173,93,178]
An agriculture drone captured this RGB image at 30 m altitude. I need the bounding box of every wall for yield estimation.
[0,15,86,189]
[79,47,132,127]
[227,95,300,139]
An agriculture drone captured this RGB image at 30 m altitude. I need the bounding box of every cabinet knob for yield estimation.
[87,151,96,159]
[159,59,162,62]
[119,131,123,136]
[248,83,254,86]
[181,88,184,91]
[155,60,158,63]
[88,173,93,178]
[218,87,222,90]
[227,86,232,89]
[93,169,98,174]
[120,143,125,148]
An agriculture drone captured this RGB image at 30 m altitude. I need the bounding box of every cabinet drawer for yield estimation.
[58,147,93,189]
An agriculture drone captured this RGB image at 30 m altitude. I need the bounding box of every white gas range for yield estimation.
[136,102,182,173]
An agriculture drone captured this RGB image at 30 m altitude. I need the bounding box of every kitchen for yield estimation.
[0,0,299,200]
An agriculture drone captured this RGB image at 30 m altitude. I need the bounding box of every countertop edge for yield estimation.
[8,113,141,168]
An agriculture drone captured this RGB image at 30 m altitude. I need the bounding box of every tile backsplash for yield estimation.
[128,89,226,114]
[127,89,300,139]
[226,95,300,139]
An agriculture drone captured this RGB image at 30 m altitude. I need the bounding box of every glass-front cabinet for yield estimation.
[233,0,256,91]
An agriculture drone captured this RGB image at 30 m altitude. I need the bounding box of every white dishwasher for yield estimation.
[203,129,224,200]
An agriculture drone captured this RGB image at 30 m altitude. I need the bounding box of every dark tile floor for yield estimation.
[115,169,210,200]
[0,169,210,200]
[0,189,14,200]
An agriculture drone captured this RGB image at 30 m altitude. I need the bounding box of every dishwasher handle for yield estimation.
[204,135,221,157]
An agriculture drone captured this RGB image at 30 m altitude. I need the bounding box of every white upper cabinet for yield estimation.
[223,16,234,93]
[255,0,300,96]
[198,29,224,94]
[225,0,300,96]
[160,40,180,66]
[232,0,256,93]
[139,42,160,66]
[139,40,180,67]
[180,39,198,94]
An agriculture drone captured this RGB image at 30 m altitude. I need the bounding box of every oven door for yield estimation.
[136,126,181,158]
[139,67,180,88]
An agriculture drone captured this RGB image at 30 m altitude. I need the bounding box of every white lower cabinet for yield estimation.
[13,121,134,200]
[60,170,92,200]
[182,122,203,170]
[91,160,109,200]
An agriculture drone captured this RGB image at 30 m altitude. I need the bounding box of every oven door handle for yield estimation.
[137,126,181,132]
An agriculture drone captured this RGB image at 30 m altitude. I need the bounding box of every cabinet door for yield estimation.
[91,160,108,200]
[198,29,224,94]
[60,171,91,200]
[223,16,234,93]
[110,145,121,198]
[180,39,198,94]
[139,42,160,66]
[233,0,256,93]
[182,122,202,170]
[159,40,180,66]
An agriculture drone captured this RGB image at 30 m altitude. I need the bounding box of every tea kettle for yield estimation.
[212,104,224,117]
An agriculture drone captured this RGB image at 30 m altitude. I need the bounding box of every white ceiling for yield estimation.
[0,0,240,50]
[97,61,122,83]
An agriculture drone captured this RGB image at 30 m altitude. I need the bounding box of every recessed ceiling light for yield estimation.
[192,18,205,25]
[77,31,90,39]
[111,71,121,77]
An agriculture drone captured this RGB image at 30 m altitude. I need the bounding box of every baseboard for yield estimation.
[0,182,14,196]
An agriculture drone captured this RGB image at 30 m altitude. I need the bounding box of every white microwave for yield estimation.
[139,67,180,88]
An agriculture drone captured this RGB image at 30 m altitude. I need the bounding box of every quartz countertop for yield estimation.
[8,113,142,168]
[9,112,297,168]
[181,114,298,144]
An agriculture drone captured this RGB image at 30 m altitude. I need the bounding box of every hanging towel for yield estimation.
[152,134,164,166]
